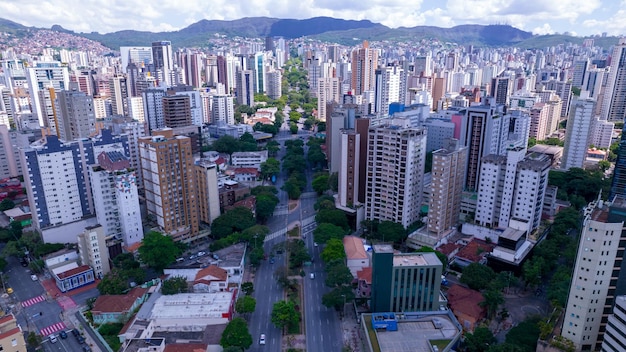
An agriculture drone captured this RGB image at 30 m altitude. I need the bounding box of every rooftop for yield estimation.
[343,236,368,260]
[371,313,460,352]
[393,253,440,267]
[150,292,234,320]
[499,227,526,241]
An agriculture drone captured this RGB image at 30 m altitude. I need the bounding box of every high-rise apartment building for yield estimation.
[211,95,235,125]
[162,93,192,128]
[0,124,27,178]
[266,70,282,100]
[351,41,378,96]
[317,77,341,122]
[89,151,143,248]
[374,66,405,116]
[77,225,111,279]
[562,93,596,170]
[544,79,573,117]
[235,69,255,107]
[120,46,153,72]
[21,130,129,242]
[427,139,467,238]
[194,159,221,225]
[365,119,426,228]
[139,128,198,242]
[475,148,551,232]
[490,76,513,106]
[152,41,174,87]
[610,126,626,200]
[109,75,130,116]
[601,38,626,122]
[25,61,70,128]
[600,296,626,352]
[562,196,626,351]
[529,102,550,140]
[371,244,443,313]
[142,88,167,131]
[338,129,360,209]
[54,87,96,141]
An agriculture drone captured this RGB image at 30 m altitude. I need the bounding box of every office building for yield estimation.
[235,69,255,107]
[21,130,129,243]
[77,225,111,279]
[475,148,551,233]
[152,41,174,86]
[194,159,221,225]
[562,196,626,351]
[139,128,198,242]
[601,39,626,122]
[371,244,443,313]
[562,93,596,170]
[427,139,467,238]
[266,70,282,100]
[365,119,426,228]
[610,126,626,200]
[162,93,191,128]
[600,296,626,352]
[25,61,70,128]
[88,151,143,248]
[120,46,153,72]
[54,87,96,141]
[351,41,379,96]
[109,75,130,116]
[490,76,513,106]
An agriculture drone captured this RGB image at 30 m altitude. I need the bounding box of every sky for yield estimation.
[1,0,624,37]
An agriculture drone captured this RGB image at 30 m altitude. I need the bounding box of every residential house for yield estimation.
[92,287,149,324]
[446,284,486,331]
[193,265,229,293]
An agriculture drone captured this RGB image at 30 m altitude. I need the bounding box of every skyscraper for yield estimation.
[151,41,174,87]
[427,139,467,238]
[162,93,192,128]
[109,74,130,117]
[266,70,282,100]
[142,88,167,131]
[601,38,626,122]
[562,93,596,170]
[610,126,626,200]
[139,128,198,242]
[350,41,378,96]
[317,77,341,122]
[600,296,626,352]
[236,69,255,107]
[25,61,70,128]
[194,159,221,225]
[55,86,96,141]
[374,66,405,116]
[365,118,426,228]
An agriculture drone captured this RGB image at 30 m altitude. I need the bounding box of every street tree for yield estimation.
[249,247,265,267]
[266,140,280,156]
[271,300,300,330]
[464,326,496,352]
[321,238,346,263]
[313,223,345,244]
[212,135,240,156]
[0,257,7,272]
[322,286,355,311]
[287,239,310,268]
[112,252,140,270]
[235,295,256,318]
[375,221,406,243]
[315,209,349,230]
[220,317,253,350]
[312,174,330,195]
[480,289,505,319]
[460,263,497,291]
[138,231,182,273]
[161,276,189,295]
[505,317,541,351]
[241,225,270,248]
[325,260,354,288]
[211,207,256,239]
[241,282,254,295]
[260,158,281,179]
[255,194,279,223]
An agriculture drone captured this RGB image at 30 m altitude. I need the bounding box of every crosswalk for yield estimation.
[40,322,66,336]
[21,295,46,308]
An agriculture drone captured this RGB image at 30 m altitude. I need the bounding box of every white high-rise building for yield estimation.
[374,66,405,116]
[152,41,174,87]
[590,118,615,150]
[562,93,596,170]
[25,62,70,128]
[77,225,111,279]
[317,77,341,122]
[266,70,282,100]
[54,87,96,142]
[601,296,626,352]
[365,118,426,228]
[89,151,143,248]
[142,88,167,131]
[601,38,626,122]
[562,196,626,351]
[128,96,145,123]
[475,147,551,232]
[211,95,235,125]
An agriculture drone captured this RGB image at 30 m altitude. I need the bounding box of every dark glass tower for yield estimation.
[609,126,626,200]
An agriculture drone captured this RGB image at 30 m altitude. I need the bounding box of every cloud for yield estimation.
[532,23,554,35]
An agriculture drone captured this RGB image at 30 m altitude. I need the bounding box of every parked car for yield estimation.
[59,330,68,339]
[259,334,266,345]
[197,251,206,256]
[30,274,37,281]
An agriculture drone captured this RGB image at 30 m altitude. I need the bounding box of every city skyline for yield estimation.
[0,0,623,37]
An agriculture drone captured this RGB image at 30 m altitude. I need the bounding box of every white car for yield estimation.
[259,334,266,345]
[30,274,38,281]
[197,251,206,256]
[49,334,58,343]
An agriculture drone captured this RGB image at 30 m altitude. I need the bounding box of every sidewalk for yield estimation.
[342,305,364,352]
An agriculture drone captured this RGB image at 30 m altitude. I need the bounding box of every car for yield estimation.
[59,330,68,339]
[189,254,197,260]
[49,334,58,343]
[176,257,184,263]
[197,251,206,256]
[270,258,275,264]
[82,346,92,352]
[76,335,85,344]
[314,242,318,247]
[71,329,80,337]
[310,273,315,279]
[30,274,37,281]
[259,334,266,345]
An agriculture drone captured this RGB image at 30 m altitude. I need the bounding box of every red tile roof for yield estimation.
[92,287,148,314]
[194,265,228,285]
[446,284,486,322]
[0,326,21,340]
[357,267,372,284]
[57,265,92,279]
[0,314,14,325]
[455,239,495,263]
[437,243,461,257]
[234,167,260,176]
[343,236,368,260]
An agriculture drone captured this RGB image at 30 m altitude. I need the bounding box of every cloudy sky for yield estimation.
[1,0,624,36]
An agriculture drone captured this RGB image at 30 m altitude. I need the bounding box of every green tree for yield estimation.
[241,282,254,295]
[249,247,265,267]
[480,289,505,319]
[220,317,253,350]
[255,194,279,223]
[597,160,611,172]
[8,221,22,239]
[98,270,128,294]
[460,263,496,291]
[211,207,256,239]
[505,317,540,351]
[328,172,339,192]
[415,246,448,271]
[235,295,257,317]
[0,257,7,272]
[464,326,496,352]
[321,238,347,263]
[161,276,189,295]
[375,221,406,243]
[266,140,280,156]
[212,135,240,156]
[239,132,258,151]
[312,174,330,195]
[26,331,42,348]
[271,300,300,330]
[325,260,354,288]
[316,209,349,230]
[322,286,355,311]
[137,231,182,273]
[112,253,140,270]
[287,239,310,268]
[0,198,15,211]
[313,223,345,244]
[282,179,302,199]
[522,257,544,288]
[289,122,298,134]
[488,343,527,352]
[222,347,244,352]
[260,158,281,179]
